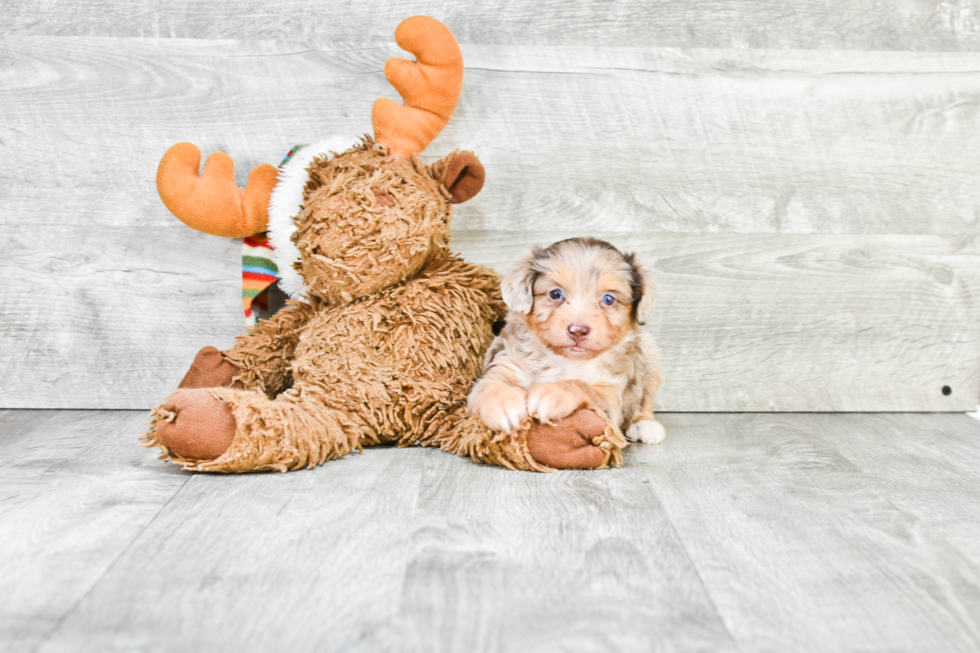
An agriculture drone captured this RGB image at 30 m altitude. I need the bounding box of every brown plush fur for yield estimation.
[142,142,625,473]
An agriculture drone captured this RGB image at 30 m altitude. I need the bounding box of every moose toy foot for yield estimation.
[155,388,237,461]
[526,409,609,469]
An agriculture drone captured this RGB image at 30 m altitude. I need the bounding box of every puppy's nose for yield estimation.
[568,324,591,340]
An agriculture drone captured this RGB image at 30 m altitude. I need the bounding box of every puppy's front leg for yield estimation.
[626,362,666,444]
[527,381,594,425]
[468,378,528,433]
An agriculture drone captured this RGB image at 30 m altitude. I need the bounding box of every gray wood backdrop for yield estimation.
[1,1,978,410]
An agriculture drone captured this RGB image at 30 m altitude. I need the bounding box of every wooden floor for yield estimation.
[3,410,980,652]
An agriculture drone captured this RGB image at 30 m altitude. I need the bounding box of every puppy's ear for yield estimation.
[500,246,544,314]
[625,253,656,325]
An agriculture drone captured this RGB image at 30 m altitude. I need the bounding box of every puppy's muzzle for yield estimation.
[568,324,591,341]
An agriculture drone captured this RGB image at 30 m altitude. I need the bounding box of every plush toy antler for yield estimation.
[156,143,279,237]
[372,15,464,158]
[155,16,462,237]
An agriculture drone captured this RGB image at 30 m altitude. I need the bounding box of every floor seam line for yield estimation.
[627,449,746,653]
[31,469,193,653]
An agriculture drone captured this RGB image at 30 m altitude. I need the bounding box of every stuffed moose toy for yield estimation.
[142,16,628,472]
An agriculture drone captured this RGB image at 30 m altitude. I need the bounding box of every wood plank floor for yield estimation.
[2,410,979,652]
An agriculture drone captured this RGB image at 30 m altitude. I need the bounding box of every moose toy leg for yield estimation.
[439,407,625,472]
[143,385,365,472]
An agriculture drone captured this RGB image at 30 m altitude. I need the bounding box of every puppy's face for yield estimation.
[501,238,655,360]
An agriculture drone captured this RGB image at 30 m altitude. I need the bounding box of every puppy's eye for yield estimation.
[601,294,616,306]
[549,289,564,301]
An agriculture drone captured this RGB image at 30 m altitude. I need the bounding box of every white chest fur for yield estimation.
[532,350,627,394]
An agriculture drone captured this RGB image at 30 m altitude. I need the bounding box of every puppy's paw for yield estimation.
[477,385,529,433]
[527,383,583,425]
[627,420,666,444]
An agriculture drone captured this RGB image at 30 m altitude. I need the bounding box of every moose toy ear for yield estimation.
[440,151,485,204]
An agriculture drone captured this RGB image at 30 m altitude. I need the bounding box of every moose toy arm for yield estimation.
[218,300,319,397]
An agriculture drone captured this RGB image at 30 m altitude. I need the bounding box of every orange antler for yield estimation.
[156,142,279,238]
[372,16,464,158]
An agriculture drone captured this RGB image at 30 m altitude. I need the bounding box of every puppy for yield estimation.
[468,237,665,444]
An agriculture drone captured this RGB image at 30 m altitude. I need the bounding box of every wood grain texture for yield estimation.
[2,37,978,409]
[391,449,735,652]
[0,226,241,408]
[0,410,187,653]
[822,413,980,569]
[454,231,980,412]
[5,410,980,652]
[2,37,978,235]
[458,47,980,236]
[31,429,734,652]
[35,446,429,652]
[3,229,975,410]
[632,412,980,653]
[3,0,980,51]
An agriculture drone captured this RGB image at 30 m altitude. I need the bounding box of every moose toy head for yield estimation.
[155,16,485,304]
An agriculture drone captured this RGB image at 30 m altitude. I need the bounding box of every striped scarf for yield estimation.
[242,233,279,325]
[240,145,307,325]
